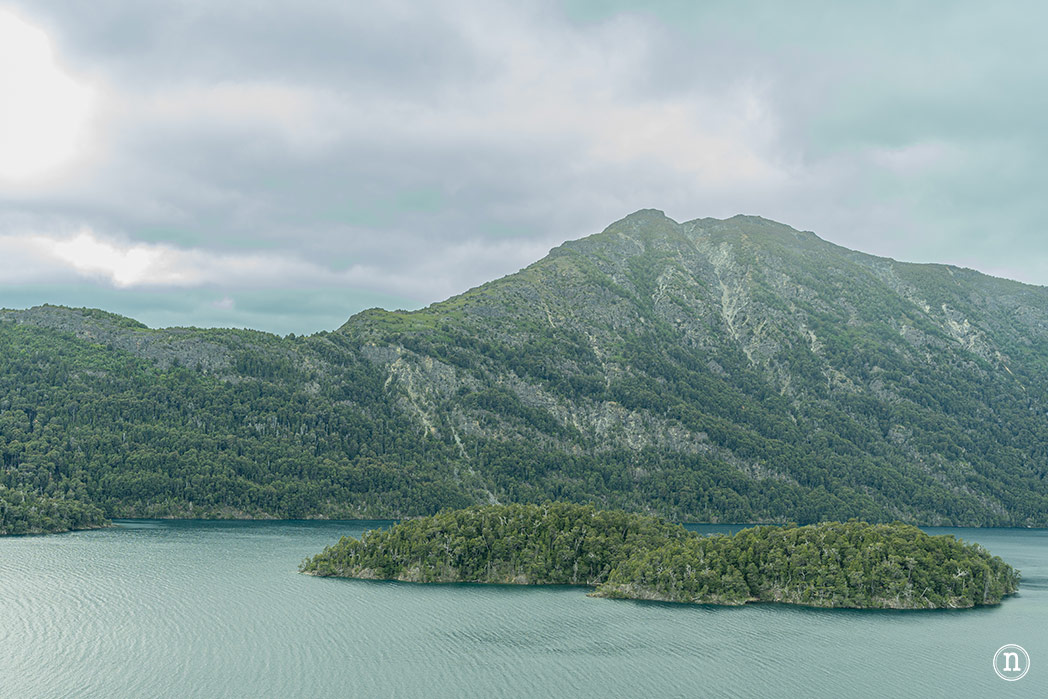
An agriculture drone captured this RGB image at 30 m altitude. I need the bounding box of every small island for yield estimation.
[300,503,1021,609]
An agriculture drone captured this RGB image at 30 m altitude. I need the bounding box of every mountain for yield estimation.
[3,210,1048,533]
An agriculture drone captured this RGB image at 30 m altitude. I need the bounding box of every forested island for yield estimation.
[301,503,1021,609]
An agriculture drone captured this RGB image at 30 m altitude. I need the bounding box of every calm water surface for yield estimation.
[0,520,1045,698]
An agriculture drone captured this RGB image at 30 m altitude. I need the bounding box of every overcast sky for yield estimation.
[1,0,1045,335]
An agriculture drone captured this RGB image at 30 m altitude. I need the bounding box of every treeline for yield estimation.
[302,503,1021,609]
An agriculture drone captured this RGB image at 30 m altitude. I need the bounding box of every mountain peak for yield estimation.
[595,209,681,239]
[725,213,779,226]
[619,208,674,223]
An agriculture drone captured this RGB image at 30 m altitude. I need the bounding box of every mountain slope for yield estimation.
[3,210,1048,531]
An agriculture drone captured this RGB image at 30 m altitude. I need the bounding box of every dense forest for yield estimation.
[300,503,1020,609]
[300,502,691,584]
[4,211,1048,533]
[596,520,1020,608]
[0,485,107,535]
[0,316,471,530]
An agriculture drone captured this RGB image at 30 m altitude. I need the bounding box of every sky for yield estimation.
[1,0,1046,335]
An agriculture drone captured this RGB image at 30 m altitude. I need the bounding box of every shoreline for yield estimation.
[7,517,1048,538]
[299,570,1019,611]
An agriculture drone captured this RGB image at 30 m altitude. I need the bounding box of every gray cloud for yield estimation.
[3,0,1048,333]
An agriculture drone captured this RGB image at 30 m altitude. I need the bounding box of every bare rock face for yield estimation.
[2,305,242,373]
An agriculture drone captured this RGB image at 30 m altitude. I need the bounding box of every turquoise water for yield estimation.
[0,521,1044,698]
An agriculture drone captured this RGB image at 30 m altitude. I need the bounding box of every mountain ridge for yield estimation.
[3,210,1048,533]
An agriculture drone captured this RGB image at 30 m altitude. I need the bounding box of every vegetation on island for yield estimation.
[300,502,690,584]
[301,503,1020,609]
[6,212,1048,533]
[594,520,1021,608]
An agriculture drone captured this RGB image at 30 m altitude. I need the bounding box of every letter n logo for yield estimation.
[994,644,1030,681]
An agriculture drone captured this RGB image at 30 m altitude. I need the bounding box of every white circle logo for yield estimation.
[993,644,1030,681]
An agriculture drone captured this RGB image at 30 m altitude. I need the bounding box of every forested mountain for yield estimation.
[4,210,1048,533]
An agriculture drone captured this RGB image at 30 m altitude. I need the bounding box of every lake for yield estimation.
[1,521,1045,697]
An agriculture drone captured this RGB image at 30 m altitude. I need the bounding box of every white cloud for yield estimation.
[0,228,320,288]
[0,9,93,182]
[6,0,1048,335]
[49,231,168,286]
[85,2,783,196]
[0,225,557,304]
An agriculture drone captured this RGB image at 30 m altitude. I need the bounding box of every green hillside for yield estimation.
[4,210,1048,533]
